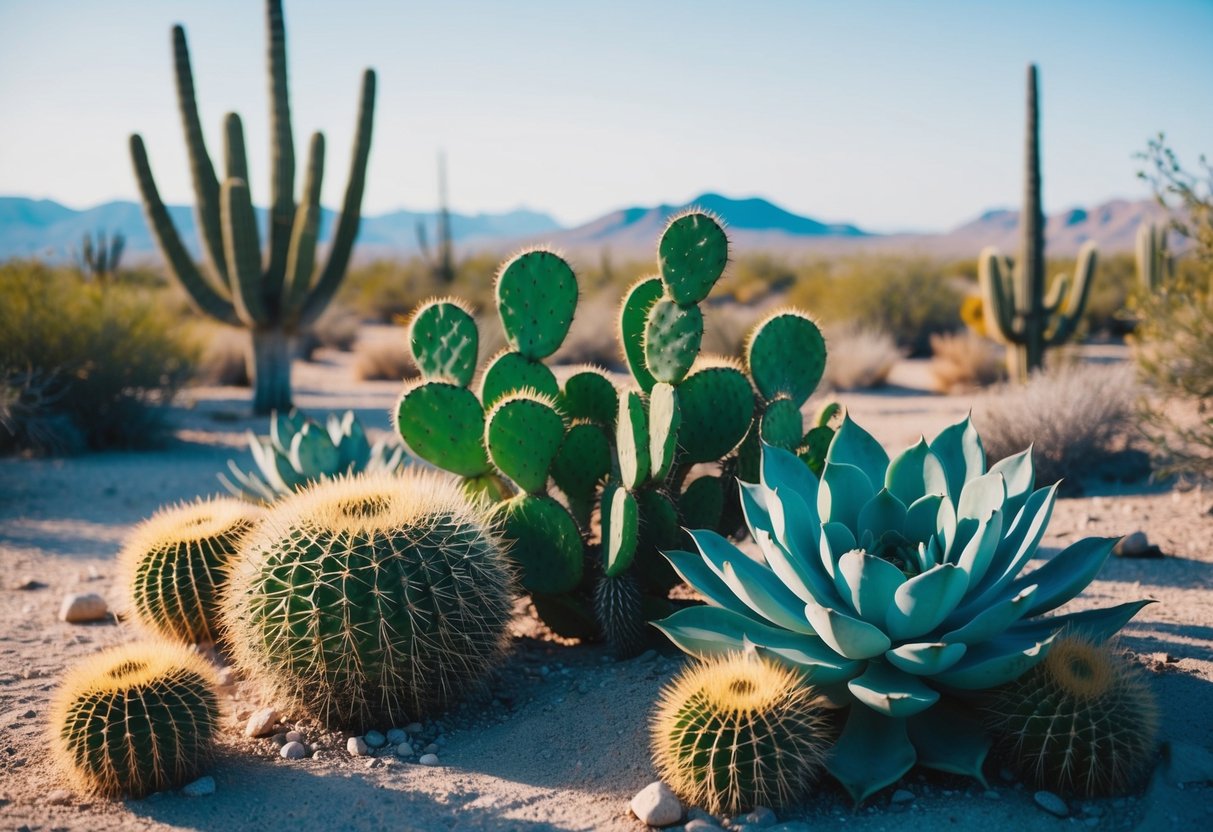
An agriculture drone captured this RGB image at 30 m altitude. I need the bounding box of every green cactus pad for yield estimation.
[480,349,561,406]
[634,489,683,594]
[676,363,756,463]
[485,392,566,494]
[408,298,479,386]
[551,423,612,514]
[617,390,652,490]
[619,277,664,392]
[644,299,703,384]
[648,382,682,482]
[559,368,618,429]
[499,494,583,594]
[747,311,827,406]
[761,397,805,449]
[658,212,729,305]
[495,249,578,360]
[681,475,725,531]
[531,591,599,640]
[396,380,491,477]
[602,484,639,578]
[799,425,835,476]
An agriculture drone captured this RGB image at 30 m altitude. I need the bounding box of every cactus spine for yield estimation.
[1136,220,1173,292]
[979,64,1097,381]
[129,0,376,413]
[121,497,261,644]
[651,652,832,814]
[49,642,220,798]
[221,471,513,729]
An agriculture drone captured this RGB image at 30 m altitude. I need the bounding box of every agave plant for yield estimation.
[220,409,405,502]
[654,413,1151,804]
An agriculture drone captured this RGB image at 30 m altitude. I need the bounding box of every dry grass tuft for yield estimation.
[928,332,1007,393]
[194,327,250,387]
[297,305,360,360]
[821,325,901,391]
[354,337,415,382]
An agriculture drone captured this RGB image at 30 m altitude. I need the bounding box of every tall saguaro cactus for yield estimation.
[1135,220,1173,292]
[129,0,376,413]
[979,64,1097,382]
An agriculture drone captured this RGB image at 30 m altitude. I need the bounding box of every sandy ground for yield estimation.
[1,333,1211,831]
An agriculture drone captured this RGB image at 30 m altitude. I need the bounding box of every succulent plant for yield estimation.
[651,651,832,814]
[655,413,1151,803]
[221,470,513,729]
[121,497,261,644]
[984,635,1159,796]
[220,409,406,502]
[49,642,220,798]
[595,571,647,658]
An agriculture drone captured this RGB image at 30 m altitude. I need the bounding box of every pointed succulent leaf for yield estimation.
[960,483,1058,612]
[953,509,1004,585]
[826,708,916,806]
[804,603,892,660]
[904,493,943,546]
[931,631,1057,690]
[818,461,874,531]
[987,447,1035,520]
[739,482,774,541]
[289,423,341,478]
[1003,599,1154,645]
[825,413,890,492]
[663,550,765,621]
[720,560,817,635]
[885,438,949,507]
[834,550,905,625]
[847,662,940,718]
[760,442,819,507]
[929,415,986,505]
[858,488,908,542]
[1010,536,1118,618]
[940,584,1038,645]
[886,563,969,641]
[819,522,857,579]
[906,702,990,784]
[884,641,968,676]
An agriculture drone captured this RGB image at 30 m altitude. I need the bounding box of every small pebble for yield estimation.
[347,736,369,756]
[311,751,324,762]
[891,789,915,804]
[423,742,439,754]
[1113,531,1162,558]
[285,731,305,744]
[1034,790,1069,817]
[396,742,414,757]
[15,578,45,591]
[46,789,71,805]
[270,732,288,747]
[181,776,215,797]
[629,781,682,827]
[364,730,387,748]
[280,741,307,760]
[386,728,407,745]
[244,707,279,738]
[59,593,108,623]
[685,820,723,832]
[744,807,776,826]
[419,753,440,766]
[405,722,423,734]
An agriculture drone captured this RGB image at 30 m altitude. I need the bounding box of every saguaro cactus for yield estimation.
[75,230,125,285]
[979,64,1097,381]
[1136,220,1173,292]
[416,152,456,285]
[129,0,376,413]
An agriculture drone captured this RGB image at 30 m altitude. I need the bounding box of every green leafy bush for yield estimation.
[0,260,194,453]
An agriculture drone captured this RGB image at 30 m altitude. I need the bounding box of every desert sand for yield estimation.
[1,331,1211,831]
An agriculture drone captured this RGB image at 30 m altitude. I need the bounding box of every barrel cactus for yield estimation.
[121,496,261,644]
[984,635,1159,796]
[221,470,513,729]
[220,409,406,502]
[651,651,832,814]
[49,642,220,798]
[655,413,1151,803]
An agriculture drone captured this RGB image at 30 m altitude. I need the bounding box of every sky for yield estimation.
[1,0,1210,233]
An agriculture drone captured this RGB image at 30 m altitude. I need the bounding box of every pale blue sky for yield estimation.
[1,0,1210,231]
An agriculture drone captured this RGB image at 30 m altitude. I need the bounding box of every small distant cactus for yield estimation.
[221,471,514,729]
[121,496,261,644]
[651,652,832,814]
[1135,220,1174,293]
[49,642,220,798]
[220,408,406,502]
[984,635,1160,797]
[74,230,125,285]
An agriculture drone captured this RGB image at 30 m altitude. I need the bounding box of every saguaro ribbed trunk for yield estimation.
[248,327,293,414]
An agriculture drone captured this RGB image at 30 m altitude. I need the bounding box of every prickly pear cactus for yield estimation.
[49,642,220,798]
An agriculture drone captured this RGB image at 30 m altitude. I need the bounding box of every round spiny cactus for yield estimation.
[984,636,1159,797]
[49,641,220,798]
[121,496,261,644]
[221,471,514,729]
[651,652,832,814]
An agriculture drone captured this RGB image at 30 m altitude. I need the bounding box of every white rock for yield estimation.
[285,730,305,744]
[386,728,407,745]
[419,753,440,766]
[630,781,682,827]
[181,776,215,797]
[244,707,279,738]
[59,593,107,623]
[280,741,307,760]
[347,736,369,757]
[396,742,414,757]
[46,788,72,805]
[311,750,324,762]
[1034,790,1069,817]
[684,821,723,832]
[364,730,387,748]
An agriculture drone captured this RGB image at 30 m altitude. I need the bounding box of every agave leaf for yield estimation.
[847,661,940,717]
[819,522,857,579]
[987,447,1034,520]
[960,483,1059,613]
[953,509,1004,584]
[928,415,985,506]
[804,603,891,660]
[886,563,969,641]
[825,413,890,493]
[1010,536,1118,618]
[885,640,967,675]
[935,494,957,557]
[858,488,907,541]
[219,461,277,502]
[904,493,943,547]
[906,700,990,784]
[753,529,837,608]
[719,559,817,635]
[1005,599,1155,645]
[834,550,905,625]
[250,435,297,494]
[885,438,949,507]
[335,414,371,470]
[819,461,874,531]
[767,486,824,573]
[940,584,1037,644]
[664,549,765,621]
[953,471,1006,554]
[738,482,774,546]
[932,631,1057,690]
[760,441,820,507]
[826,707,916,806]
[290,423,342,478]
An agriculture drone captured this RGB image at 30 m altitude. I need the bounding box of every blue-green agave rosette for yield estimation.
[654,413,1151,804]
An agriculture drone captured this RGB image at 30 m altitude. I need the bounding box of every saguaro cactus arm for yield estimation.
[221,179,269,326]
[1045,241,1097,344]
[265,0,295,297]
[282,132,325,315]
[978,247,1024,344]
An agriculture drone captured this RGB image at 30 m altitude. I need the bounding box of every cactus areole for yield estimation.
[129,0,376,413]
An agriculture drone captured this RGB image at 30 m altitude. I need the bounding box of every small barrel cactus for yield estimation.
[984,635,1159,796]
[121,496,261,644]
[49,642,220,798]
[221,470,514,729]
[651,652,832,814]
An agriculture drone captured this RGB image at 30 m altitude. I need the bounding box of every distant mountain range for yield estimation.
[0,192,1164,263]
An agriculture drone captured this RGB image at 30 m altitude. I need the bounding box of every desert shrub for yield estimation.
[0,260,194,453]
[353,336,414,381]
[552,292,626,369]
[702,302,762,359]
[297,304,360,360]
[340,252,503,323]
[1083,252,1136,335]
[976,363,1139,488]
[821,324,901,391]
[714,254,809,304]
[929,331,1006,393]
[193,326,250,387]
